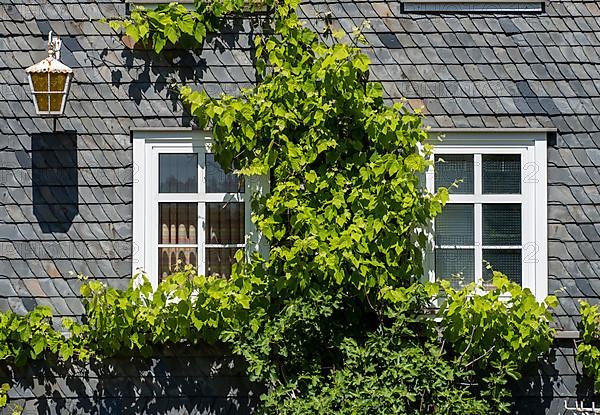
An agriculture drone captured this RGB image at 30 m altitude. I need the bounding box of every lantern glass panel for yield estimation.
[50,73,67,92]
[34,94,49,112]
[49,93,65,112]
[31,73,48,92]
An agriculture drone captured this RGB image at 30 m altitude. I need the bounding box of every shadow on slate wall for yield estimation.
[102,14,268,127]
[512,347,560,414]
[31,132,79,234]
[512,339,597,414]
[1,344,262,415]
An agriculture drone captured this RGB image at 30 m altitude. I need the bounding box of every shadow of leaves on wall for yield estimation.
[1,344,262,415]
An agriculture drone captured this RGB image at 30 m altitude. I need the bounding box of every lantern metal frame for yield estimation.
[25,32,73,116]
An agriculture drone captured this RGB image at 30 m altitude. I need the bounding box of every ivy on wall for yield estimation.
[0,0,564,413]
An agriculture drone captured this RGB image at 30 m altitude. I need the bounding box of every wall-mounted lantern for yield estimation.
[26,32,73,116]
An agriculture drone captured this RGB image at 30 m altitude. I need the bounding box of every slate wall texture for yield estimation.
[0,344,261,414]
[1,0,599,412]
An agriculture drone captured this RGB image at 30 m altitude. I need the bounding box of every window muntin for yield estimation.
[132,131,268,287]
[154,149,244,281]
[433,150,525,290]
[425,134,547,301]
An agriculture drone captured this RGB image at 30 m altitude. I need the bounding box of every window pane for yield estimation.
[435,204,474,246]
[159,247,198,281]
[435,248,474,290]
[159,154,198,193]
[482,154,521,194]
[206,154,244,193]
[206,247,239,277]
[483,249,522,286]
[435,154,474,194]
[482,204,521,245]
[159,203,198,244]
[206,202,245,244]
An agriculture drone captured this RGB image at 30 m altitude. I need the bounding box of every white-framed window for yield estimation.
[425,131,548,301]
[132,129,268,286]
[401,0,543,13]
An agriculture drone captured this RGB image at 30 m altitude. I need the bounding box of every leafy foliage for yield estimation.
[106,0,270,53]
[434,275,557,414]
[0,275,556,414]
[0,383,22,415]
[180,1,447,297]
[69,267,254,356]
[225,275,555,415]
[437,274,557,374]
[178,6,555,408]
[0,308,68,413]
[260,326,492,415]
[0,306,69,366]
[577,301,600,390]
[0,0,559,413]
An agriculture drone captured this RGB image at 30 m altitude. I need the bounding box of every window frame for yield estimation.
[400,0,544,13]
[132,129,269,287]
[424,131,548,301]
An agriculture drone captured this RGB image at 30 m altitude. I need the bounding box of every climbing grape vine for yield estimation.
[577,301,600,391]
[0,0,561,413]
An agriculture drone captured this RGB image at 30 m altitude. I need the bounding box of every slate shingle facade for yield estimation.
[1,0,599,412]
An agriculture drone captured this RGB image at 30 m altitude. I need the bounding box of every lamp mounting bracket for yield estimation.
[47,31,62,60]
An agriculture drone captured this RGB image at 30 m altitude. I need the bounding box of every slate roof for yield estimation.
[1,0,600,331]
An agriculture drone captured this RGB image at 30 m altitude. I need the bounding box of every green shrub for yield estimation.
[437,274,557,373]
[577,301,600,389]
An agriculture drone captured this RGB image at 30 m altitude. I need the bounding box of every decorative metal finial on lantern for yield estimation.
[26,32,73,116]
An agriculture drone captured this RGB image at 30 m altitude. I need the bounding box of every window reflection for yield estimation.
[159,154,198,193]
[206,154,244,193]
[482,154,521,194]
[159,247,198,282]
[206,247,238,277]
[159,203,198,244]
[206,202,245,245]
